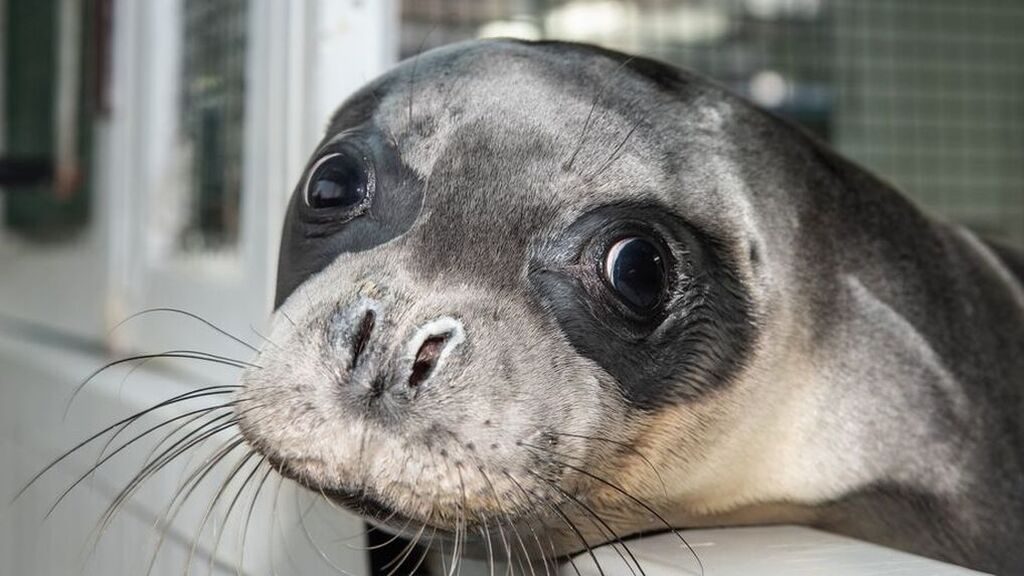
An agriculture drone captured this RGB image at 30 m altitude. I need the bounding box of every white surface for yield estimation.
[563,525,990,576]
[0,330,368,575]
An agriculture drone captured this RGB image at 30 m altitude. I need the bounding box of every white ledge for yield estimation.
[562,525,989,575]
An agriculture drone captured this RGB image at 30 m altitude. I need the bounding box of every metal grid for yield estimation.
[180,0,248,251]
[400,0,1024,246]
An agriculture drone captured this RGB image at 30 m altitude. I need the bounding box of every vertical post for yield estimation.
[311,0,398,135]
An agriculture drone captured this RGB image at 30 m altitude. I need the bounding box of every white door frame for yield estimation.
[106,0,397,362]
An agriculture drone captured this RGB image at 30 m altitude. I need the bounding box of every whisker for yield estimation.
[14,386,237,503]
[336,506,409,550]
[293,489,359,575]
[141,436,247,576]
[531,472,645,576]
[64,352,255,418]
[478,521,496,576]
[48,404,237,518]
[548,431,667,496]
[524,446,704,576]
[113,307,259,353]
[237,463,274,576]
[564,56,636,171]
[367,86,402,152]
[269,477,294,576]
[277,308,297,328]
[406,25,438,139]
[547,499,607,576]
[99,417,241,536]
[548,530,582,576]
[470,463,531,576]
[98,398,233,470]
[500,478,553,576]
[438,518,450,575]
[452,465,468,576]
[398,524,437,576]
[585,114,646,182]
[249,324,281,350]
[504,471,603,576]
[381,520,429,576]
[186,448,259,576]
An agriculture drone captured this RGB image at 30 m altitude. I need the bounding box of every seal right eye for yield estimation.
[304,151,373,215]
[604,236,667,310]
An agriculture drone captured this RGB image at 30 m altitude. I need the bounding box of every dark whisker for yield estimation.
[238,464,274,576]
[277,308,297,328]
[64,352,255,418]
[585,114,646,182]
[14,386,237,503]
[525,446,704,576]
[141,436,246,576]
[113,307,259,353]
[548,431,667,496]
[564,56,636,171]
[189,449,260,576]
[98,417,240,532]
[210,457,266,576]
[96,399,227,472]
[48,404,237,518]
[548,498,606,576]
[406,25,438,139]
[503,470,597,576]
[531,471,645,576]
[367,87,402,152]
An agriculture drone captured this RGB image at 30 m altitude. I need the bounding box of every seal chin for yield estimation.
[252,430,545,535]
[261,450,420,529]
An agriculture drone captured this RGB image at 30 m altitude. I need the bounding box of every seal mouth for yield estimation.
[261,449,440,532]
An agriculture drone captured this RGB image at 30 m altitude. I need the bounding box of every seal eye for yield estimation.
[304,151,372,214]
[604,237,667,310]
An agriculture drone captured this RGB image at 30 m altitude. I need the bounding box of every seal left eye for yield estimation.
[304,151,372,213]
[604,236,667,310]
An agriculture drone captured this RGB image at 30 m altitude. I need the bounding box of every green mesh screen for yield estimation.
[400,0,1024,246]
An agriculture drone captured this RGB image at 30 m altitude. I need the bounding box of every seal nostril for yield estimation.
[351,309,376,367]
[408,333,449,388]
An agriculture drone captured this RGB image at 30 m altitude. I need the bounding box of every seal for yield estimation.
[236,39,1024,574]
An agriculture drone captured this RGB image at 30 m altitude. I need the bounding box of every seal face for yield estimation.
[238,39,1024,574]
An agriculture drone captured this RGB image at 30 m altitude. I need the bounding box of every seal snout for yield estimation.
[328,297,466,397]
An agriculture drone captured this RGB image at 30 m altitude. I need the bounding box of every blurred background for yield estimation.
[1,0,1022,574]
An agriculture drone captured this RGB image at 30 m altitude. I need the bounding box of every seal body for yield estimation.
[236,39,1024,574]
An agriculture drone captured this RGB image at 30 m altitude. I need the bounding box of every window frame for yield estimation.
[104,0,282,359]
[105,0,400,362]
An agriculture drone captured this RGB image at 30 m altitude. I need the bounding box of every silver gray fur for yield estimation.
[238,39,1024,574]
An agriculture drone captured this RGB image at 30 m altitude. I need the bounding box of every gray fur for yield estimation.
[239,39,1024,574]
